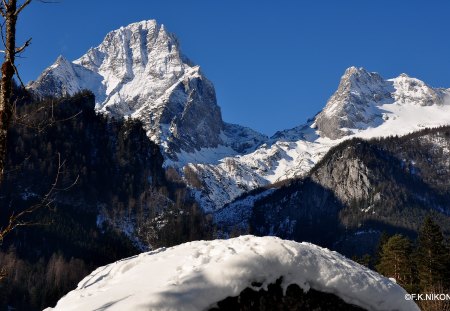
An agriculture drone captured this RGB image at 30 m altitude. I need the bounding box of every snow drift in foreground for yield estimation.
[45,236,418,311]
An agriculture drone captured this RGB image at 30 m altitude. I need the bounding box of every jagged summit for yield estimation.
[390,73,446,106]
[28,54,106,101]
[339,66,386,91]
[31,19,192,115]
[342,66,376,78]
[191,67,450,211]
[313,66,393,139]
[313,67,449,139]
[28,20,266,160]
[53,55,69,66]
[27,23,450,213]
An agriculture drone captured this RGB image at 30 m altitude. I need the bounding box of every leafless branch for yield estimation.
[14,37,31,54]
[3,154,30,174]
[0,152,78,244]
[1,0,7,11]
[13,96,83,133]
[54,174,79,191]
[12,62,24,88]
[15,0,32,16]
[15,109,83,133]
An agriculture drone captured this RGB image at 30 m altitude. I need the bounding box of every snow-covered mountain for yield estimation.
[192,67,450,211]
[28,20,266,159]
[314,67,447,139]
[28,20,450,213]
[44,236,418,311]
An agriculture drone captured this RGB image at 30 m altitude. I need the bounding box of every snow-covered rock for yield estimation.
[28,20,266,159]
[44,236,418,311]
[198,68,450,212]
[314,66,394,140]
[27,20,450,213]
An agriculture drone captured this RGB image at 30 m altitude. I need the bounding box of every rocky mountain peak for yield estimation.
[313,67,392,139]
[340,66,385,91]
[391,74,446,106]
[70,19,189,116]
[28,54,105,99]
[74,19,184,77]
[53,55,71,67]
[27,20,266,162]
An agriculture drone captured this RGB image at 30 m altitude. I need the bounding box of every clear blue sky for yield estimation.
[15,0,450,135]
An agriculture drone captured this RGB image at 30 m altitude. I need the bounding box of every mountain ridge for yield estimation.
[27,19,450,213]
[28,20,267,162]
[189,67,450,211]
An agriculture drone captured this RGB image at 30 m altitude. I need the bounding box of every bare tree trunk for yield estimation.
[0,0,31,181]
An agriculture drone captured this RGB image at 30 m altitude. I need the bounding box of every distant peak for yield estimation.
[103,20,168,43]
[98,19,176,50]
[339,66,384,88]
[391,73,426,86]
[50,55,72,70]
[393,73,430,87]
[342,66,378,80]
[119,19,158,30]
[344,66,368,75]
[55,55,69,63]
[314,66,391,139]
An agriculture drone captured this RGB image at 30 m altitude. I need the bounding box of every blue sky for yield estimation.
[16,0,450,135]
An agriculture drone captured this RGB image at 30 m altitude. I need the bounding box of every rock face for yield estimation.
[197,67,450,211]
[27,55,107,100]
[314,67,448,139]
[392,73,446,106]
[314,67,392,139]
[211,278,367,311]
[28,21,450,213]
[311,142,373,203]
[248,128,450,254]
[28,20,266,159]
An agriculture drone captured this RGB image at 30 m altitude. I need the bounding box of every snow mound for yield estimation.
[45,236,418,311]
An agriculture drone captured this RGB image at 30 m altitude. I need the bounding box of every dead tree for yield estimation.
[0,0,32,182]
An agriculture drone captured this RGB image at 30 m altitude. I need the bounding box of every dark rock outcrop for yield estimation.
[210,277,366,311]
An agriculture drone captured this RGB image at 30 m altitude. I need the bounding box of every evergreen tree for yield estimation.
[375,231,390,266]
[416,216,450,290]
[376,234,416,292]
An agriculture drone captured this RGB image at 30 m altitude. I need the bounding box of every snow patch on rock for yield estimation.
[196,68,450,212]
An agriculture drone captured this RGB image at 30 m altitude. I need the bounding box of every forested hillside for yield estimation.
[0,91,211,310]
[250,127,450,255]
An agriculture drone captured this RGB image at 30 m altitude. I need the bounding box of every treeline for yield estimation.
[0,91,212,310]
[355,216,450,311]
[0,249,89,310]
[250,124,450,253]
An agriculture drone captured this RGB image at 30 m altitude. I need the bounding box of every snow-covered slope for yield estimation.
[314,66,394,140]
[28,20,266,159]
[27,21,450,213]
[194,67,450,211]
[45,236,418,311]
